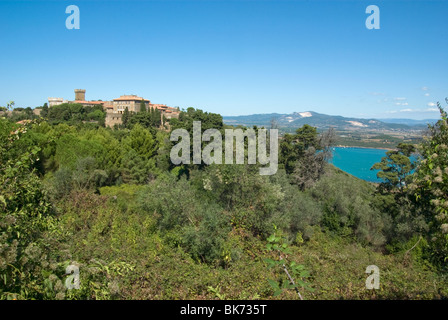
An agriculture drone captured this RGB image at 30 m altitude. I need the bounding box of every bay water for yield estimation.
[330,147,388,183]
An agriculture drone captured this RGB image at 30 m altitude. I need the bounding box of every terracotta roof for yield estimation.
[149,104,167,108]
[73,100,104,105]
[114,95,150,102]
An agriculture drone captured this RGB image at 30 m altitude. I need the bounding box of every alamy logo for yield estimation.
[365,5,380,30]
[66,5,80,30]
[365,265,380,289]
[65,264,80,290]
[170,121,278,175]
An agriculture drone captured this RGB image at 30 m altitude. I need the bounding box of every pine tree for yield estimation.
[122,107,130,128]
[371,143,416,195]
[41,103,49,117]
[140,100,146,112]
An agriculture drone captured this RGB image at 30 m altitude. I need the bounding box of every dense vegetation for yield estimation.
[0,100,447,300]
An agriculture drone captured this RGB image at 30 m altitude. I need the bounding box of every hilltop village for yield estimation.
[47,89,180,127]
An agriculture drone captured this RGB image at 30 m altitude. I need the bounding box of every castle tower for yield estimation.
[74,89,86,101]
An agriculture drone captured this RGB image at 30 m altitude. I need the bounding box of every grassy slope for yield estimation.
[54,167,447,300]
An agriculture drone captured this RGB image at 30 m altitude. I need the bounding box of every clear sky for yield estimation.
[0,0,447,119]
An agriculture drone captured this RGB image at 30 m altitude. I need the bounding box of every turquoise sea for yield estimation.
[330,147,388,183]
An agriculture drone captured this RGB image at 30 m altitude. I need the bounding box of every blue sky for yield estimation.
[0,0,447,119]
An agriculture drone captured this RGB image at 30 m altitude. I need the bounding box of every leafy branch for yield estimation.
[264,226,311,299]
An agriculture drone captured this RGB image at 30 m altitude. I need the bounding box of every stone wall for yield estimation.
[105,111,122,127]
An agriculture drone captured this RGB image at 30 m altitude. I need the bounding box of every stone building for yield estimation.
[153,104,180,120]
[74,89,86,101]
[48,97,68,107]
[112,95,150,113]
[48,89,103,108]
[47,89,180,128]
[107,95,180,127]
[105,111,122,127]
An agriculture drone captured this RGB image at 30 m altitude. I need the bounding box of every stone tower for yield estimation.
[74,89,86,101]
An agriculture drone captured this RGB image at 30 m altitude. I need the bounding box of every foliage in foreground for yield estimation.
[1,103,448,299]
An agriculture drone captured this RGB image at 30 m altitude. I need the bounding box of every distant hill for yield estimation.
[378,118,438,126]
[223,111,431,132]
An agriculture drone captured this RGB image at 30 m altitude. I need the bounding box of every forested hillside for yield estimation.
[1,102,447,300]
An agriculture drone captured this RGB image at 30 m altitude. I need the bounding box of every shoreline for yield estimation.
[334,145,395,151]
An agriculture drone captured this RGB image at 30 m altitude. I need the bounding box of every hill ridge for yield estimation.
[223,111,433,131]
